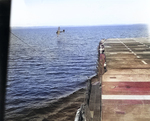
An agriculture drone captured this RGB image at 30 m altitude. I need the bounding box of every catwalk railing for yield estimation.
[74,79,92,121]
[74,39,106,121]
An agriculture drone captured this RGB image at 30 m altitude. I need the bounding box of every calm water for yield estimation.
[5,25,150,118]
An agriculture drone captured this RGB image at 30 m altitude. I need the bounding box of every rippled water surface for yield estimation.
[6,25,149,117]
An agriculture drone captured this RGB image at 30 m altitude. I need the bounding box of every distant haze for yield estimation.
[11,0,150,27]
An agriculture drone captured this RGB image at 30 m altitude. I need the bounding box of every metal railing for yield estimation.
[74,39,106,121]
[74,79,92,121]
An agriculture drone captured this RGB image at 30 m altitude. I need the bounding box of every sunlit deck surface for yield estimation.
[102,38,150,121]
[89,38,150,121]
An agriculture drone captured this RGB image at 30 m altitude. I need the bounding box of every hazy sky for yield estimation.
[11,0,150,27]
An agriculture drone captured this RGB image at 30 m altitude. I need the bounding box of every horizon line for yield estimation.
[10,23,148,28]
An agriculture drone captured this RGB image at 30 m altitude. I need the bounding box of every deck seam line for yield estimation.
[102,95,150,100]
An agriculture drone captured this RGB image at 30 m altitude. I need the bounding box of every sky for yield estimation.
[10,0,150,27]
